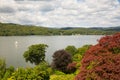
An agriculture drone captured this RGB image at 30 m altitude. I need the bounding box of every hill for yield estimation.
[0,22,119,36]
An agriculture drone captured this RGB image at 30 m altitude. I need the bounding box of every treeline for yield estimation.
[0,23,61,36]
[0,22,119,36]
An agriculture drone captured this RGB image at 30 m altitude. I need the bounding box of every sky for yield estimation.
[0,0,120,28]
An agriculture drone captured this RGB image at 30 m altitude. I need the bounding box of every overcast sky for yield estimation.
[0,0,120,28]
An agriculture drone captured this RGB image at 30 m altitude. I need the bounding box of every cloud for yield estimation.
[0,6,16,13]
[0,0,120,27]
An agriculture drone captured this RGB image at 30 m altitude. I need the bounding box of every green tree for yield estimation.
[23,44,48,65]
[65,45,77,56]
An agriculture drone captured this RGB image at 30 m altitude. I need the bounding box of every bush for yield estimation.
[8,62,51,80]
[73,54,82,62]
[51,50,72,73]
[50,74,75,80]
[53,70,65,75]
[75,33,120,80]
[2,66,14,80]
[77,45,91,55]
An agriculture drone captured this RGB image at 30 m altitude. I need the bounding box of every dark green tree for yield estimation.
[65,45,77,56]
[23,44,48,65]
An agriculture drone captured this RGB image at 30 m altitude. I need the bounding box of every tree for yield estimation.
[23,44,48,65]
[65,45,77,56]
[51,50,72,73]
[75,33,120,80]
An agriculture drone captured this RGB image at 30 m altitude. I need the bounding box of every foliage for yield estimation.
[73,54,83,62]
[65,45,77,56]
[67,62,77,73]
[75,33,120,80]
[33,62,53,80]
[72,45,90,63]
[51,49,72,73]
[23,44,48,65]
[0,58,6,80]
[8,62,51,80]
[2,66,14,80]
[77,45,91,55]
[50,74,75,80]
[53,70,65,75]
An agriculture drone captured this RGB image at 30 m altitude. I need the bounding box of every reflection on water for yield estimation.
[0,35,103,68]
[15,41,18,48]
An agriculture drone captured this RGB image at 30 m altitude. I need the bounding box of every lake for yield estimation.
[0,35,103,68]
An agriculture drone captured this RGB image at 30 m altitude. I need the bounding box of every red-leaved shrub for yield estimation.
[75,33,120,80]
[67,62,77,73]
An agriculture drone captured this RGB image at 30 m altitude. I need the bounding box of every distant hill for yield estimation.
[61,26,120,31]
[104,27,120,31]
[0,22,119,36]
[90,27,120,31]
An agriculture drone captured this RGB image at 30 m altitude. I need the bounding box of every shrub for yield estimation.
[2,66,14,80]
[77,45,91,55]
[75,33,120,80]
[51,50,72,73]
[9,62,51,80]
[50,74,75,80]
[73,54,82,62]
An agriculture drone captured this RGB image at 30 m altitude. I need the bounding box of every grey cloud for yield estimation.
[0,6,16,13]
[39,6,54,12]
[19,18,34,25]
[18,7,31,11]
[113,16,120,20]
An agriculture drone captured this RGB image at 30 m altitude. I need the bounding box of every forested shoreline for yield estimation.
[0,22,120,36]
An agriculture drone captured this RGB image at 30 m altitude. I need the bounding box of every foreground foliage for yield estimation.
[75,33,120,80]
[0,59,6,80]
[8,62,52,80]
[50,74,75,80]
